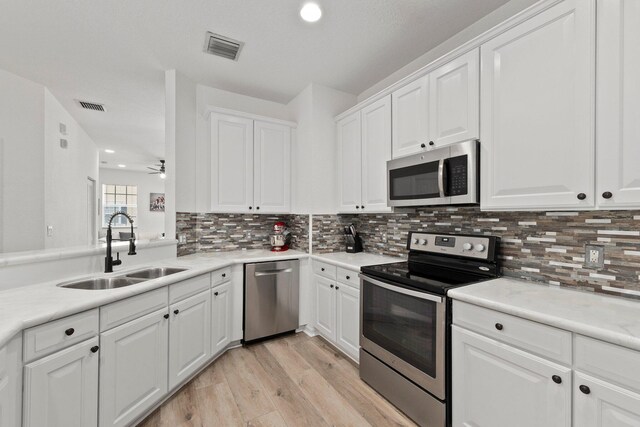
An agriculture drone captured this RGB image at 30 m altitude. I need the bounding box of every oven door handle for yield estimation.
[438,159,445,198]
[359,274,443,303]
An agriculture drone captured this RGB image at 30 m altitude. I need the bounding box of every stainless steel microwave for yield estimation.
[387,139,479,207]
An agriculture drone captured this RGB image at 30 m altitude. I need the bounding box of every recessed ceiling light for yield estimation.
[117,164,126,168]
[104,149,115,154]
[300,2,322,22]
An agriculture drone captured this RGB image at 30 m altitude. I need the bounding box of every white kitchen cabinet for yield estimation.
[169,290,211,390]
[361,96,392,212]
[23,337,99,427]
[596,0,640,208]
[314,266,360,362]
[429,49,479,148]
[210,112,293,213]
[253,120,291,213]
[337,95,391,213]
[392,75,430,158]
[210,113,254,213]
[335,282,360,361]
[452,326,571,427]
[0,335,21,427]
[314,275,336,340]
[99,309,168,427]
[211,281,232,356]
[574,372,640,427]
[337,111,362,213]
[480,0,596,210]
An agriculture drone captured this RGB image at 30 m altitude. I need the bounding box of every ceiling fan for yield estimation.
[148,160,166,179]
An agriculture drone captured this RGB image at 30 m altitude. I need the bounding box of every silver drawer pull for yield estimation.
[254,268,293,277]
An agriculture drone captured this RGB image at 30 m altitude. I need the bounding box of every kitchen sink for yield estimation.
[59,277,146,290]
[124,267,187,280]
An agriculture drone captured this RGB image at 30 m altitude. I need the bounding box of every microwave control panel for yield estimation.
[448,155,468,196]
[408,232,495,260]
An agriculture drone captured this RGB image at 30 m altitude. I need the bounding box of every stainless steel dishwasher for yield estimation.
[244,259,300,343]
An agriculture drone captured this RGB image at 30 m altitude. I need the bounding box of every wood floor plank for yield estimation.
[194,381,244,427]
[193,352,227,390]
[159,382,203,427]
[246,411,288,427]
[296,337,417,427]
[219,345,276,422]
[137,333,419,427]
[247,343,329,426]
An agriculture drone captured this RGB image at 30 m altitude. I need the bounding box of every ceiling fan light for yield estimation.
[159,172,166,179]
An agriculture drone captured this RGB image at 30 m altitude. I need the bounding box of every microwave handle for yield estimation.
[438,159,445,197]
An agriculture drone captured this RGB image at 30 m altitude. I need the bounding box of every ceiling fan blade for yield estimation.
[147,167,159,171]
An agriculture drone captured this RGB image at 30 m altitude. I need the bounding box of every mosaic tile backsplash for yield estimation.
[312,208,640,298]
[176,213,309,257]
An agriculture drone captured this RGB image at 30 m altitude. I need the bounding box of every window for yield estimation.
[102,184,137,228]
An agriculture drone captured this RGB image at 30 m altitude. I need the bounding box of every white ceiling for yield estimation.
[0,0,510,168]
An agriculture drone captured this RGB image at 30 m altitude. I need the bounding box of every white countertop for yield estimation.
[0,249,308,349]
[311,252,403,270]
[449,278,640,352]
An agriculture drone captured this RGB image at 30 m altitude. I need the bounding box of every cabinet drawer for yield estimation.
[24,309,99,363]
[100,287,168,332]
[169,274,211,304]
[337,267,359,288]
[313,260,337,280]
[211,267,231,286]
[453,301,572,365]
[575,335,640,393]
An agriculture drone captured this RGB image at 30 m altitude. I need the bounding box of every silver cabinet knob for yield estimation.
[419,239,427,245]
[474,244,486,252]
[463,242,473,250]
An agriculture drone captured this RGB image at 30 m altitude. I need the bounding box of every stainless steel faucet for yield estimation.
[105,211,136,273]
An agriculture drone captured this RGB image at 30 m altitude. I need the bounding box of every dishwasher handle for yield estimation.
[254,268,294,277]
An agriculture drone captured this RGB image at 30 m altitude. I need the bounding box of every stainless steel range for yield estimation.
[359,232,500,427]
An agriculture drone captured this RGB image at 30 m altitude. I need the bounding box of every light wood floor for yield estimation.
[138,333,417,427]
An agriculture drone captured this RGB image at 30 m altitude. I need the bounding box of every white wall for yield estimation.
[99,168,166,240]
[0,68,45,253]
[44,89,100,249]
[288,83,356,213]
[357,0,540,102]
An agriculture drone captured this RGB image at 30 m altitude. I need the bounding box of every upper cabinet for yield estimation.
[596,0,640,209]
[210,112,292,214]
[392,49,479,159]
[480,0,596,210]
[337,95,392,213]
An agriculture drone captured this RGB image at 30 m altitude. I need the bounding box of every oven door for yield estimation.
[360,274,446,399]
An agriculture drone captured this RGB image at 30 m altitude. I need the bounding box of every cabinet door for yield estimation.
[452,326,571,427]
[211,282,232,356]
[480,0,595,210]
[23,337,99,427]
[169,290,211,390]
[100,309,168,427]
[429,49,479,147]
[337,112,362,213]
[361,95,392,213]
[596,0,640,208]
[253,120,291,213]
[336,284,360,361]
[392,74,430,158]
[211,113,254,212]
[574,371,640,427]
[314,276,336,341]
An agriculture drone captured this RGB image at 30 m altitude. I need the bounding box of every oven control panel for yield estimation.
[408,232,494,260]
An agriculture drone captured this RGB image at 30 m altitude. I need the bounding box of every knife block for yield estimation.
[345,234,363,253]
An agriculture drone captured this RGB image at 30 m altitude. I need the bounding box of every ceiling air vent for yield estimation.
[77,100,106,112]
[203,32,244,61]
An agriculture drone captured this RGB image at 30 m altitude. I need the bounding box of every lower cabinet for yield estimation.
[169,290,211,390]
[99,309,168,427]
[211,281,232,356]
[314,273,360,361]
[452,326,572,427]
[23,337,99,427]
[574,371,640,427]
